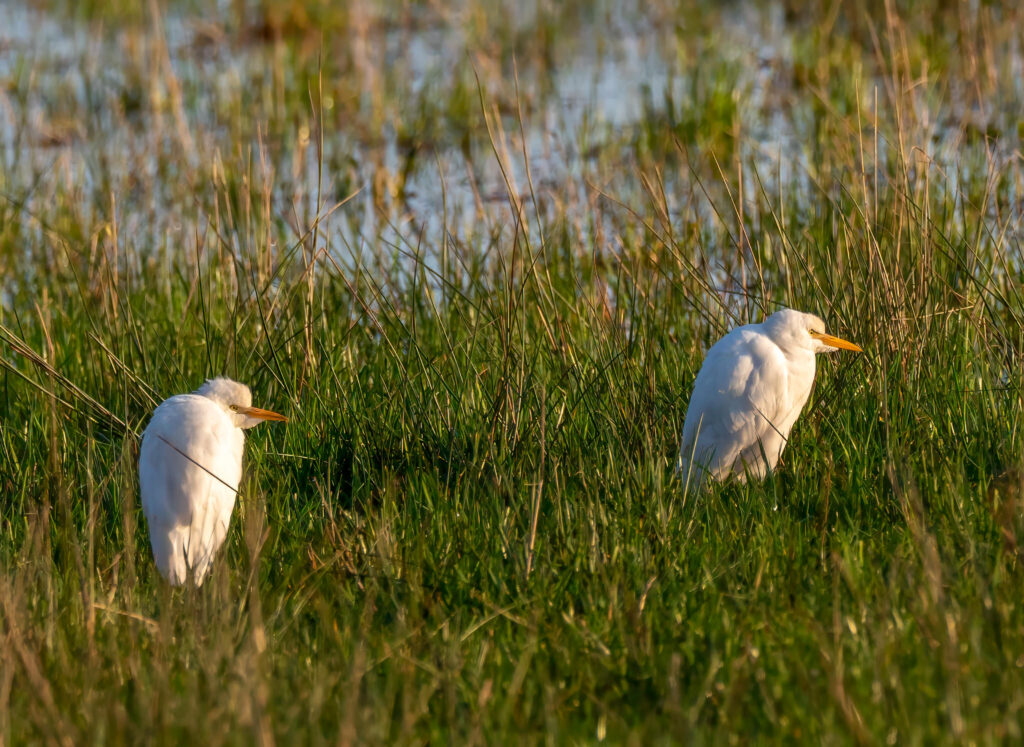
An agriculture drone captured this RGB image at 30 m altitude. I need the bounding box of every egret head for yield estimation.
[763,309,862,355]
[196,377,288,429]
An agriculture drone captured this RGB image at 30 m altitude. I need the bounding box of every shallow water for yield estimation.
[2,1,1022,305]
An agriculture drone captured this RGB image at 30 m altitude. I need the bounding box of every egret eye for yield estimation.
[229,404,239,411]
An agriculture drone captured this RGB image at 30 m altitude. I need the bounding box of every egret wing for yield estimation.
[139,395,243,584]
[680,328,791,480]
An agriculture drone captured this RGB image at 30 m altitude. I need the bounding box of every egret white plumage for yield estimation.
[678,308,861,484]
[139,377,287,585]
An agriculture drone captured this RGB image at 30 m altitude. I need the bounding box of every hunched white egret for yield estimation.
[678,308,862,484]
[139,377,287,585]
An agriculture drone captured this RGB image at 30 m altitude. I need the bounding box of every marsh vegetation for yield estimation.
[2,0,1024,741]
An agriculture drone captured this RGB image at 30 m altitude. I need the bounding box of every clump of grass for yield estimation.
[2,0,1024,742]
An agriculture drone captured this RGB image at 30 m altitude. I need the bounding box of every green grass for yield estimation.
[3,0,1024,742]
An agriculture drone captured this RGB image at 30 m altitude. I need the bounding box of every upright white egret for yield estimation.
[678,308,862,484]
[139,377,287,585]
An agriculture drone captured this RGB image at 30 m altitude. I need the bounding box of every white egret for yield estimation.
[139,377,287,585]
[678,308,862,484]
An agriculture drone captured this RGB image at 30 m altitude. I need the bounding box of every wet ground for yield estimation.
[2,1,1023,299]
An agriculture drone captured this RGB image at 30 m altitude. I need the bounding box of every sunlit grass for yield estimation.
[2,0,1024,742]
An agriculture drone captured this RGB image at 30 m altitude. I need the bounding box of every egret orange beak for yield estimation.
[236,405,288,422]
[811,332,863,352]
